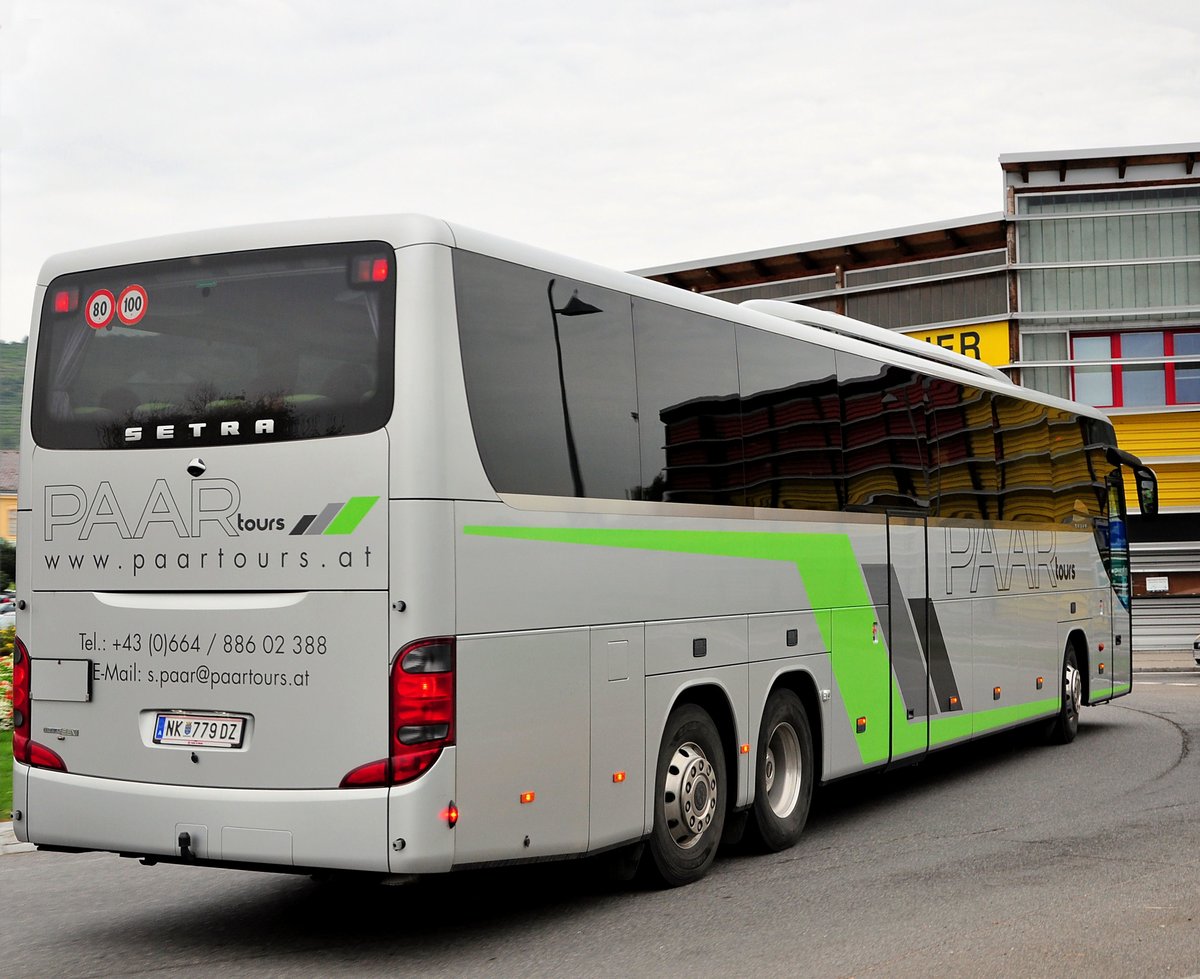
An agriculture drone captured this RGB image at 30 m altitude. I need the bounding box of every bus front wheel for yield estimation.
[1047,645,1082,745]
[747,689,813,852]
[645,704,726,887]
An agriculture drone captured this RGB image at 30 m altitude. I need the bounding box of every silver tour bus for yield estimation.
[11,216,1158,886]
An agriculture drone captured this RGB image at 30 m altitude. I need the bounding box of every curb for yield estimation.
[1,821,34,855]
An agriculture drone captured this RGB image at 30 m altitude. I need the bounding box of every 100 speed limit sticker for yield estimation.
[117,284,148,325]
[85,284,148,329]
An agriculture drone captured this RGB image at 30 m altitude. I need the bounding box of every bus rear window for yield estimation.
[32,242,395,449]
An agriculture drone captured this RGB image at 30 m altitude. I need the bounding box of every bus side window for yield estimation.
[631,298,740,505]
[455,251,640,500]
[837,352,929,512]
[736,327,841,512]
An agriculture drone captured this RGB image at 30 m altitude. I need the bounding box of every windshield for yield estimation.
[32,242,395,449]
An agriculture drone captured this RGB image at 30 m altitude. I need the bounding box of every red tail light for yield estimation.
[53,287,79,314]
[11,636,30,763]
[390,638,455,784]
[350,255,390,285]
[339,636,455,788]
[11,637,67,772]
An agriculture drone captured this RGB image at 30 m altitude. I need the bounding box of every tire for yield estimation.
[645,704,727,888]
[1047,644,1082,745]
[747,689,814,852]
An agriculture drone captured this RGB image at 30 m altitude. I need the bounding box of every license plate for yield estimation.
[153,712,246,748]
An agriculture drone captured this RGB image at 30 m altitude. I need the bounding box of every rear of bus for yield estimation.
[11,218,460,873]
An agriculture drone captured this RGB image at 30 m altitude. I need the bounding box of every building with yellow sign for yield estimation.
[638,142,1200,648]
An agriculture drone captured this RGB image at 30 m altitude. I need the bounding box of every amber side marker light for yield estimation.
[612,771,626,784]
[855,717,867,733]
[1099,663,1106,674]
[520,791,536,805]
[949,696,960,710]
[739,743,751,755]
[1037,677,1045,690]
[993,686,1002,701]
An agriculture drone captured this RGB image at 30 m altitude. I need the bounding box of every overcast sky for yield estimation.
[0,0,1197,342]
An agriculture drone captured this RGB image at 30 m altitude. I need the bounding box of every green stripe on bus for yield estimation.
[464,525,892,765]
[931,697,1058,744]
[323,496,379,535]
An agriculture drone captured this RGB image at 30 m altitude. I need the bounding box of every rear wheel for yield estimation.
[747,689,813,852]
[645,704,726,887]
[1047,644,1082,744]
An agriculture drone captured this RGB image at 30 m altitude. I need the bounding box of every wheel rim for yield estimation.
[1064,661,1081,718]
[663,740,718,850]
[764,720,802,818]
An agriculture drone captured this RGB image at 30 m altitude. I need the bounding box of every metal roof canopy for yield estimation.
[635,213,1007,294]
[1000,142,1200,184]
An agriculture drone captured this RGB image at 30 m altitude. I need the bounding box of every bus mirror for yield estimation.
[1134,466,1159,518]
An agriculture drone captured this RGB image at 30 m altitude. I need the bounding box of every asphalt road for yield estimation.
[4,677,1200,978]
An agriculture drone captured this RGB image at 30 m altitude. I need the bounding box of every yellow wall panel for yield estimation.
[1123,461,1200,511]
[1110,412,1200,458]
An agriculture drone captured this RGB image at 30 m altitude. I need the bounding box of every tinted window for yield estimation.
[455,251,639,498]
[632,299,741,504]
[926,380,999,519]
[1050,408,1107,523]
[33,243,395,449]
[838,353,929,511]
[994,395,1054,522]
[737,328,842,511]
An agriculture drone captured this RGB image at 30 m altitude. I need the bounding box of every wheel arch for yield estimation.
[665,681,741,811]
[1065,627,1090,704]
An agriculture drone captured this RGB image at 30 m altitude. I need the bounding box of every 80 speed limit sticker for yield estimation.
[117,284,149,325]
[84,289,116,329]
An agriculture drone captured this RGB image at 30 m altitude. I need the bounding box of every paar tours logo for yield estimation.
[43,479,378,541]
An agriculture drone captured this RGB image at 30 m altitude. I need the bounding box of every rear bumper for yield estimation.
[16,748,457,874]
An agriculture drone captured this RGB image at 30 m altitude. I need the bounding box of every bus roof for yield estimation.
[35,213,1113,431]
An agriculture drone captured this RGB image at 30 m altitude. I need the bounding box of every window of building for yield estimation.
[1069,329,1200,408]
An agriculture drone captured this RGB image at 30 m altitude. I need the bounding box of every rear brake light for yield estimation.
[391,638,455,784]
[339,636,455,788]
[339,759,387,788]
[53,287,79,314]
[11,637,67,772]
[11,636,29,763]
[350,255,390,285]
